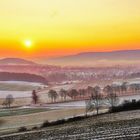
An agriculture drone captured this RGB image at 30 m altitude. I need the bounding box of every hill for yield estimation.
[0,58,36,65]
[47,50,140,66]
[0,72,47,84]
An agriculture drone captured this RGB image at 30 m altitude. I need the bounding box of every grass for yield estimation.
[0,108,51,117]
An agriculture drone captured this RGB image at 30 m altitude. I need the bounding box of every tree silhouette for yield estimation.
[86,86,94,97]
[48,90,58,103]
[3,94,14,108]
[121,82,128,94]
[59,89,67,101]
[79,89,86,98]
[68,89,78,100]
[32,90,38,104]
[103,85,112,95]
[104,85,119,108]
[91,86,102,115]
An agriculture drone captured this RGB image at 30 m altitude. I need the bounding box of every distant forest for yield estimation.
[0,72,47,84]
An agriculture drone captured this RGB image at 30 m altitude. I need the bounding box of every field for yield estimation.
[0,80,140,139]
[0,108,50,117]
[1,110,140,140]
[0,81,76,107]
[0,81,45,101]
[0,108,88,135]
[0,81,44,91]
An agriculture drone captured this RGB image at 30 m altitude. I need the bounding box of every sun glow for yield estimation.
[0,0,140,58]
[24,40,32,48]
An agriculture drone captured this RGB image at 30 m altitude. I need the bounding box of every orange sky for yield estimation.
[0,0,140,59]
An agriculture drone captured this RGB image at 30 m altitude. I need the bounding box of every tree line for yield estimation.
[2,81,140,111]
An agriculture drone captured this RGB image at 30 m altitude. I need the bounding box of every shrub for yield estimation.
[40,116,88,129]
[18,127,27,132]
[31,126,38,130]
[51,119,66,125]
[67,116,86,122]
[110,99,140,113]
[41,120,50,128]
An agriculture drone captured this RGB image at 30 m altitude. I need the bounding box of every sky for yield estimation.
[0,0,140,59]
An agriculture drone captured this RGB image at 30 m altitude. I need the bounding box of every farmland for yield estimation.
[0,108,50,117]
[1,110,140,140]
[0,81,44,91]
[0,79,140,139]
[0,108,87,135]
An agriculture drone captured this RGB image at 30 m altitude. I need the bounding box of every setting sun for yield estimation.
[0,0,140,58]
[0,1,140,139]
[24,40,32,48]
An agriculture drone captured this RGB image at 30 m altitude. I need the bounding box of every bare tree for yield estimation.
[106,92,119,108]
[48,90,58,103]
[3,94,14,108]
[91,86,102,115]
[129,83,140,94]
[85,99,94,116]
[32,90,39,104]
[121,82,128,94]
[103,85,112,95]
[86,86,94,97]
[68,89,78,100]
[59,89,67,101]
[105,85,119,108]
[79,89,86,98]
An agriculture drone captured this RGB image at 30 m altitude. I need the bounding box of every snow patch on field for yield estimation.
[45,101,86,109]
[0,81,45,87]
[0,81,47,98]
[119,95,140,103]
[113,78,140,86]
[52,84,74,91]
[0,91,31,98]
